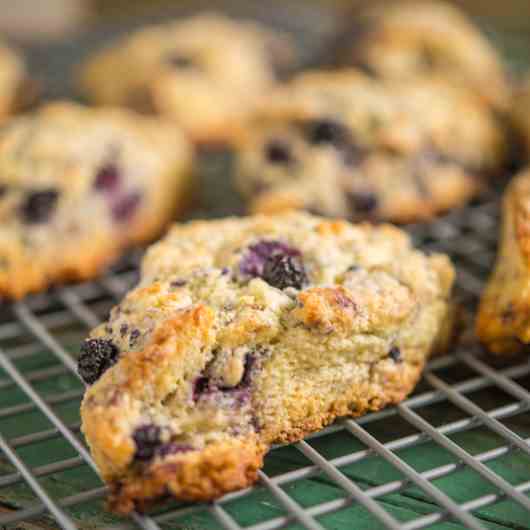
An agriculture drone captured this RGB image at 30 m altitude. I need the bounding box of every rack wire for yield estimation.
[1,185,529,530]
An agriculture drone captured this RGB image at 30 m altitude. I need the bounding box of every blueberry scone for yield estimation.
[336,0,510,111]
[0,102,193,299]
[79,212,455,513]
[0,39,33,119]
[78,13,294,144]
[234,70,508,223]
[476,169,530,354]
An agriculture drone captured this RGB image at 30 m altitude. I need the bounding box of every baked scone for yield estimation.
[335,0,510,111]
[476,168,530,354]
[234,70,508,223]
[79,212,455,513]
[78,13,294,144]
[0,39,33,119]
[0,102,193,299]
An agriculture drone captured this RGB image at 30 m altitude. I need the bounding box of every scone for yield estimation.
[476,168,530,354]
[234,70,508,223]
[78,13,294,144]
[0,39,33,119]
[0,102,193,299]
[79,212,455,513]
[335,0,510,111]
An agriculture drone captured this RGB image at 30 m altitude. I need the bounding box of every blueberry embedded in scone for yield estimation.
[0,101,194,299]
[476,168,530,354]
[79,212,455,513]
[334,0,511,111]
[78,13,296,144]
[233,69,509,223]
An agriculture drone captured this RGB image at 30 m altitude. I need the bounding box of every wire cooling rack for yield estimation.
[1,191,530,530]
[1,2,530,529]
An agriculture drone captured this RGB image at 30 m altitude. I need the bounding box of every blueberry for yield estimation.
[192,376,211,402]
[240,240,301,279]
[306,119,349,147]
[94,164,120,192]
[77,339,119,385]
[348,191,378,214]
[20,189,59,224]
[262,253,308,290]
[388,346,402,363]
[112,191,141,222]
[129,329,141,348]
[133,425,162,461]
[265,140,292,164]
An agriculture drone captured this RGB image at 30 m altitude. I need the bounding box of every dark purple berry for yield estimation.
[129,329,141,348]
[20,189,59,224]
[389,346,402,363]
[262,253,308,290]
[170,279,187,288]
[112,191,141,222]
[306,119,349,147]
[348,191,378,214]
[265,139,292,164]
[192,376,211,402]
[133,425,162,461]
[240,240,301,279]
[77,339,119,385]
[94,164,120,192]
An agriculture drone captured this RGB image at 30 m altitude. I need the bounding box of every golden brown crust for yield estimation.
[108,438,265,514]
[476,169,530,353]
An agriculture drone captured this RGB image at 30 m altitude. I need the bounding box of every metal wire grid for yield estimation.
[0,193,529,530]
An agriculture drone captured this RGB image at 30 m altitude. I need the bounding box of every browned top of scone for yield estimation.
[78,13,295,143]
[335,0,510,111]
